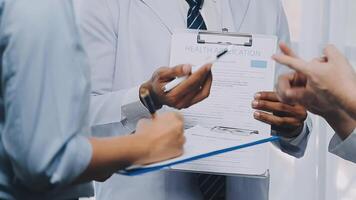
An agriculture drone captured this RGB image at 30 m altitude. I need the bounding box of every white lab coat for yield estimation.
[74,0,312,199]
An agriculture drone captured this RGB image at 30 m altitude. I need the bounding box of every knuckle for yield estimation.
[156,67,168,76]
[168,98,179,106]
[275,118,284,126]
[256,112,265,120]
[301,110,308,119]
[278,104,288,111]
[258,101,265,107]
[259,92,266,99]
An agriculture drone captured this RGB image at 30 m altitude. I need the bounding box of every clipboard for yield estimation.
[119,134,279,176]
[167,30,277,177]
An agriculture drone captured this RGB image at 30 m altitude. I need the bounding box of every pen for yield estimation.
[140,88,157,118]
[163,46,233,93]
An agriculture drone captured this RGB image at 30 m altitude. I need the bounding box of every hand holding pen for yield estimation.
[135,88,186,165]
[139,63,213,110]
[139,46,231,111]
[140,87,157,118]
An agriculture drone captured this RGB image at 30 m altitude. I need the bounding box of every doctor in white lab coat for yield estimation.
[75,0,313,199]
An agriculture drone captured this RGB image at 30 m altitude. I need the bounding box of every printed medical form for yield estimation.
[169,30,277,176]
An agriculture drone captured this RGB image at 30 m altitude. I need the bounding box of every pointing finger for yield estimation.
[279,42,298,58]
[273,54,309,74]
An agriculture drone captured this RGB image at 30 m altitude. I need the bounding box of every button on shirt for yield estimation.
[0,0,93,199]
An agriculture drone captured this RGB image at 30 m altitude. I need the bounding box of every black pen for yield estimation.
[140,88,157,118]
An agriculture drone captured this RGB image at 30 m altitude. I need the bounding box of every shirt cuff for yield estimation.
[278,114,313,147]
[329,128,356,163]
[279,123,308,146]
[51,135,93,187]
[121,86,151,132]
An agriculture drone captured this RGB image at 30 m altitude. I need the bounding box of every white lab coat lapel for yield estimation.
[138,0,185,34]
[218,0,251,32]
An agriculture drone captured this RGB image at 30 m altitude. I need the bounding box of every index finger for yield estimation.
[160,64,192,80]
[255,91,279,102]
[273,54,309,74]
[279,42,298,58]
[171,64,212,94]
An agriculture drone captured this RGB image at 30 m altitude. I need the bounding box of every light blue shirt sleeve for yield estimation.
[329,128,356,163]
[1,0,92,193]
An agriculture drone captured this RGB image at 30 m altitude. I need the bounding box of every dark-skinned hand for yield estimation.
[140,64,213,110]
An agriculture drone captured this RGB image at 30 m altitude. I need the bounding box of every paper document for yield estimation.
[168,30,278,176]
[119,126,278,176]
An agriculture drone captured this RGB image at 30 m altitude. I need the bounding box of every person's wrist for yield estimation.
[335,78,356,113]
[140,81,163,109]
[323,109,356,140]
[285,124,303,139]
[129,133,153,165]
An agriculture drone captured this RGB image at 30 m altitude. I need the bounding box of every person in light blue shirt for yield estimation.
[0,0,190,199]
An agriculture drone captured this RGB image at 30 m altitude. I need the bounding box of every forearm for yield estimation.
[340,79,356,120]
[324,109,356,140]
[76,134,148,183]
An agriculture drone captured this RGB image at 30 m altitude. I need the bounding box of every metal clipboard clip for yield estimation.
[197,31,253,47]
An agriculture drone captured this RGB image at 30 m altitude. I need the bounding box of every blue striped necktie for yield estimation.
[185,1,226,199]
[186,0,207,30]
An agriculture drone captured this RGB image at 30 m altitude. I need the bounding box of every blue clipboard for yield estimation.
[118,136,279,176]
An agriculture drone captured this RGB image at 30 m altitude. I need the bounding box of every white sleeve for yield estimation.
[75,0,150,136]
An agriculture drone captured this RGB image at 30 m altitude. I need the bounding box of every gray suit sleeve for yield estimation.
[329,129,356,163]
